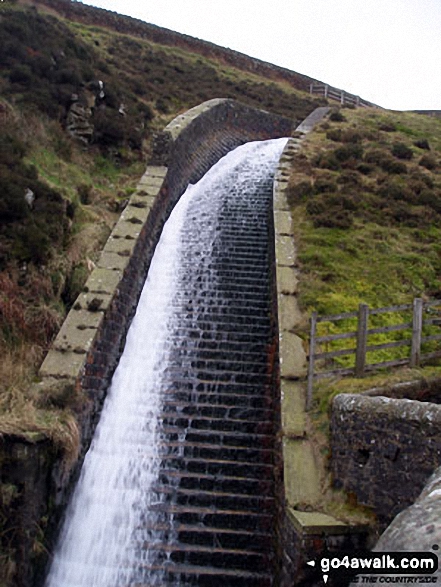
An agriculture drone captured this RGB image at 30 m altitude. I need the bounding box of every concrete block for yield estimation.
[84,267,122,295]
[97,251,131,272]
[288,509,348,535]
[283,438,322,507]
[274,210,294,236]
[278,294,304,332]
[276,266,298,295]
[282,380,306,437]
[104,235,137,256]
[276,235,297,267]
[280,331,307,379]
[120,204,150,225]
[39,349,87,380]
[141,165,167,179]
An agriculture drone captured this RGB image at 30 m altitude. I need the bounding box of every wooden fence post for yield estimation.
[355,303,369,376]
[306,311,318,411]
[410,298,423,368]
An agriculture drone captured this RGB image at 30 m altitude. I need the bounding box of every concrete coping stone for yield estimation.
[333,393,441,425]
[134,185,162,197]
[103,234,137,255]
[281,380,306,437]
[120,205,150,225]
[275,234,297,267]
[276,266,298,296]
[140,165,167,178]
[39,349,88,380]
[278,294,304,332]
[73,293,113,315]
[83,267,123,295]
[97,250,132,272]
[279,331,307,379]
[288,509,359,536]
[274,210,294,236]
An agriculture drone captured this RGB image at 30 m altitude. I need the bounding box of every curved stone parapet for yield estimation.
[39,98,293,454]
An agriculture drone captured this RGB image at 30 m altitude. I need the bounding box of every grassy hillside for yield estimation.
[0,0,323,426]
[287,106,441,418]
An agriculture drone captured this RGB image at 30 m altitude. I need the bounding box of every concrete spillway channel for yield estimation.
[45,138,288,587]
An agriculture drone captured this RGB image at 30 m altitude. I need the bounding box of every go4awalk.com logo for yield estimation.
[306,550,439,585]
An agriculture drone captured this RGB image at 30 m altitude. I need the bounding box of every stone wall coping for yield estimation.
[333,392,441,425]
[272,107,368,542]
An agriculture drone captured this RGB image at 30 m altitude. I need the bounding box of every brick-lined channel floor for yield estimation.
[45,138,288,587]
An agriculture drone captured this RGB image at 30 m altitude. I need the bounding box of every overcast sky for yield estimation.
[81,0,441,111]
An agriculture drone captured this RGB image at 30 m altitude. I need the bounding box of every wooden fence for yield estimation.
[309,82,379,109]
[306,298,441,410]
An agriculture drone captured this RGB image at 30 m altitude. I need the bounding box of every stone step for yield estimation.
[156,439,275,465]
[163,358,270,376]
[149,485,276,513]
[161,368,273,386]
[162,390,274,409]
[161,403,274,423]
[160,427,275,450]
[143,504,274,533]
[156,469,274,496]
[158,377,271,395]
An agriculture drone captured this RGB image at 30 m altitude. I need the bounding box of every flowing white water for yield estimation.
[45,137,287,587]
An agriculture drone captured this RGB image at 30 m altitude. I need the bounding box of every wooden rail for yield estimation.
[309,82,378,109]
[306,298,441,410]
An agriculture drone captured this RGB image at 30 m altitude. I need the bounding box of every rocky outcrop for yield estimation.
[65,100,93,143]
[350,466,441,585]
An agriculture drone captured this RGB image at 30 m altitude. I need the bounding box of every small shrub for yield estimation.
[156,96,171,114]
[377,178,416,204]
[337,170,362,187]
[356,162,375,175]
[419,189,441,213]
[419,154,438,171]
[314,152,341,171]
[334,143,364,163]
[379,122,397,132]
[391,142,413,160]
[414,139,430,150]
[326,129,342,142]
[286,180,313,205]
[9,64,33,86]
[365,148,407,174]
[329,108,346,122]
[93,109,125,146]
[341,129,363,144]
[313,209,353,229]
[77,184,92,205]
[314,177,338,193]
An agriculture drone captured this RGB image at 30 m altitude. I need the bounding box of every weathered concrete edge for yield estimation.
[273,107,369,540]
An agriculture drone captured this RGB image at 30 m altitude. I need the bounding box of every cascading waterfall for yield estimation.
[45,137,288,587]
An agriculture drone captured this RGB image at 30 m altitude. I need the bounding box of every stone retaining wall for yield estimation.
[331,392,441,525]
[1,98,292,587]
